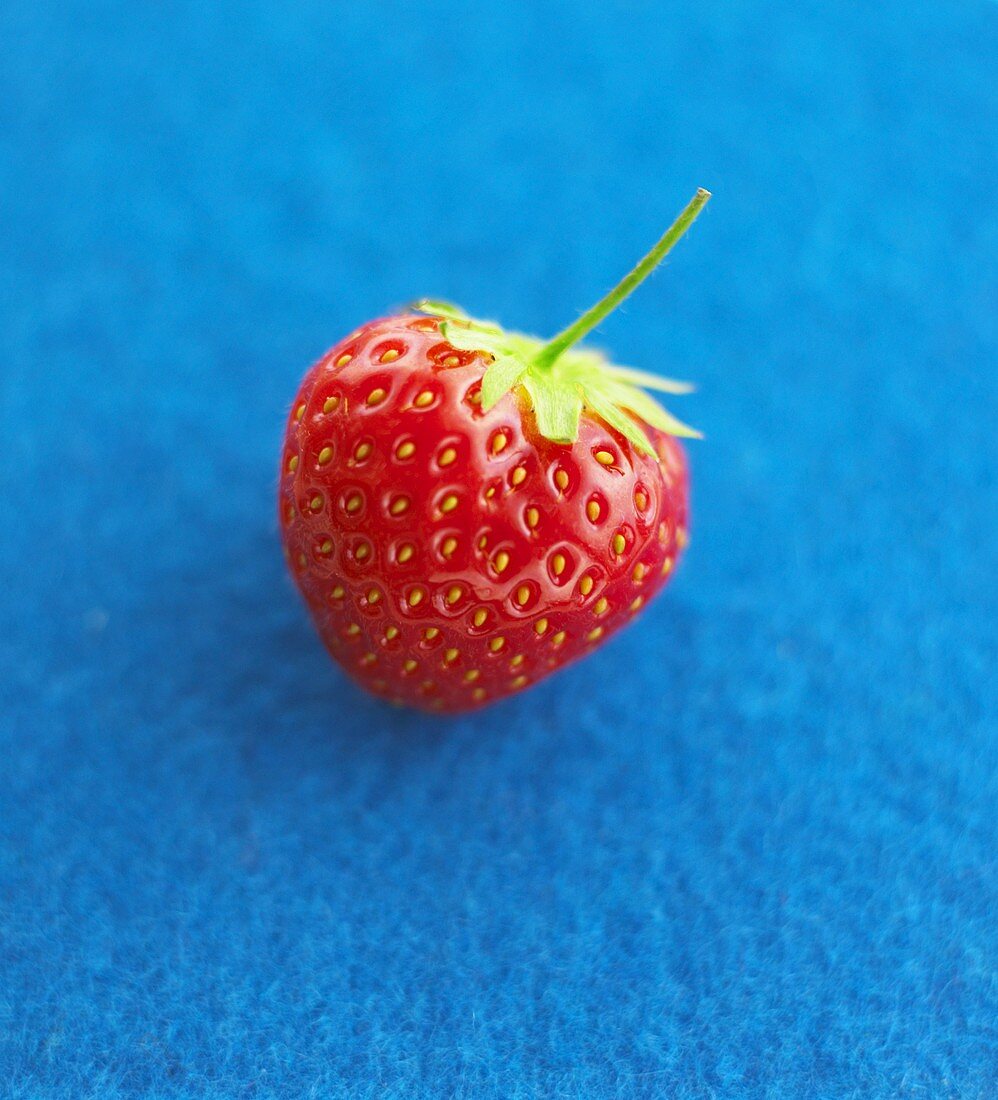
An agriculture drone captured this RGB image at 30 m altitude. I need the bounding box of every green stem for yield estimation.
[533,187,711,371]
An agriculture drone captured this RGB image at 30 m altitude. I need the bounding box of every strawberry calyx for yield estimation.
[413,187,710,457]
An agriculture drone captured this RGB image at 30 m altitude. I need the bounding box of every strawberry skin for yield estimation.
[279,314,689,713]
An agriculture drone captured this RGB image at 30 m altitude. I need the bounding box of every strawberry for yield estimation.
[279,188,710,713]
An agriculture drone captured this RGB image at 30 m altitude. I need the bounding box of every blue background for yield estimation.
[1,1,996,1096]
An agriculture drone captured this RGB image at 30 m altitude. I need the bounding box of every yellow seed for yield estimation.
[366,387,387,406]
[510,467,527,486]
[355,542,370,561]
[510,654,525,668]
[444,647,459,662]
[587,627,604,642]
[595,450,614,466]
[423,627,440,641]
[287,455,299,473]
[511,675,528,689]
[385,625,399,640]
[612,533,626,555]
[473,608,488,628]
[551,553,566,576]
[446,586,462,605]
[397,544,414,564]
[464,669,480,682]
[294,403,306,421]
[468,390,482,405]
[677,527,688,549]
[492,432,508,454]
[661,557,674,576]
[317,446,333,465]
[579,575,594,596]
[286,504,295,521]
[309,495,322,511]
[345,493,362,513]
[586,500,601,522]
[404,659,418,673]
[413,390,434,407]
[438,447,457,467]
[367,588,381,605]
[472,687,486,701]
[478,535,488,550]
[554,469,569,491]
[552,631,566,646]
[630,596,644,612]
[489,637,506,653]
[658,523,668,544]
[396,440,416,460]
[336,353,352,367]
[323,396,340,414]
[485,486,496,499]
[353,440,372,460]
[493,550,510,574]
[525,507,539,529]
[361,652,376,665]
[407,587,425,607]
[379,348,400,363]
[389,496,410,516]
[319,540,333,555]
[515,585,531,606]
[443,355,460,367]
[632,563,647,582]
[346,623,361,636]
[635,490,648,510]
[297,554,307,567]
[594,597,608,616]
[440,494,458,514]
[441,537,458,558]
[331,585,345,599]
[534,618,549,635]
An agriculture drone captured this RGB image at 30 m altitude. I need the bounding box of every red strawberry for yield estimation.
[279,188,710,713]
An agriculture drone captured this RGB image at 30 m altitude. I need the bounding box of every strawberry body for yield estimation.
[280,314,689,713]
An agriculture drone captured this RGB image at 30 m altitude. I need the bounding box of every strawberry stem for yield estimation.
[532,187,711,371]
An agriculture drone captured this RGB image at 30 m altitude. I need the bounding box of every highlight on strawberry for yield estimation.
[279,188,711,712]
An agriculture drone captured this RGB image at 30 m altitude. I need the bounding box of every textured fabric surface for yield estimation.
[1,1,996,1097]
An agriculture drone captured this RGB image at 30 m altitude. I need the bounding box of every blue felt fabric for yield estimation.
[1,1,996,1096]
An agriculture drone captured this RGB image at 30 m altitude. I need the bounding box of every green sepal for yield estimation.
[582,390,657,455]
[411,299,469,322]
[481,354,529,410]
[599,378,703,439]
[521,369,583,443]
[438,318,506,355]
[603,364,695,395]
